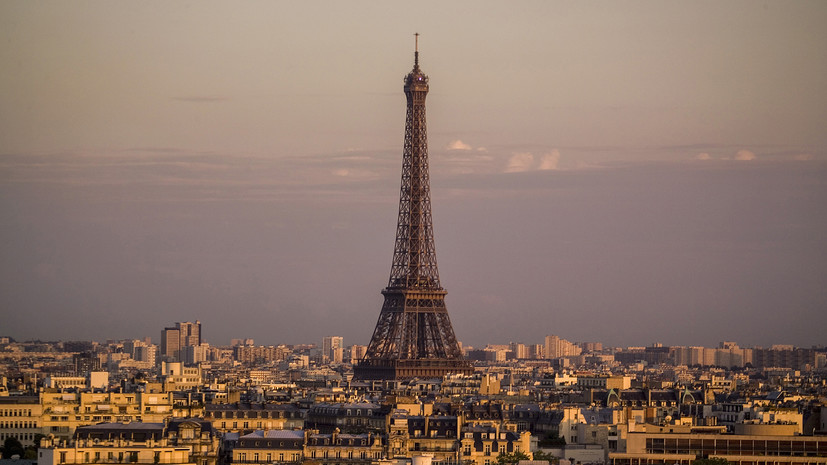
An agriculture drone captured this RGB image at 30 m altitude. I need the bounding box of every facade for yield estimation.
[611,429,827,465]
[231,430,304,465]
[355,36,472,381]
[459,426,531,465]
[306,403,386,434]
[37,420,218,465]
[160,363,202,391]
[305,432,385,464]
[0,396,41,446]
[0,392,175,444]
[406,415,461,465]
[204,403,304,433]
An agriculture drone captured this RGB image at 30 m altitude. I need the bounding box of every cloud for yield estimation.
[171,96,227,102]
[447,139,473,151]
[735,150,756,161]
[794,153,814,161]
[695,152,712,160]
[538,150,561,170]
[505,152,535,173]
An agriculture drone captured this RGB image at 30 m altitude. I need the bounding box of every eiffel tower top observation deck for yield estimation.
[354,35,472,381]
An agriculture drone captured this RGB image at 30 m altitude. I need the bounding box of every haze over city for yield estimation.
[1,1,825,348]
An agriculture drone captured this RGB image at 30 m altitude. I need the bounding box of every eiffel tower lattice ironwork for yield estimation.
[354,35,473,381]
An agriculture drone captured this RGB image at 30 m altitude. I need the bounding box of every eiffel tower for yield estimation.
[354,35,473,381]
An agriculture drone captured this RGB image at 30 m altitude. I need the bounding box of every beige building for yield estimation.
[611,428,827,465]
[231,430,305,465]
[387,413,461,465]
[0,395,42,446]
[0,392,175,444]
[204,403,304,433]
[160,363,203,391]
[305,431,385,464]
[38,420,218,465]
[459,426,531,465]
[545,336,581,360]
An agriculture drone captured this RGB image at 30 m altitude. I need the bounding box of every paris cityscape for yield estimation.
[2,3,827,465]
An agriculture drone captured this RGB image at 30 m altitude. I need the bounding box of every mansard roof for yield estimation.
[73,422,165,441]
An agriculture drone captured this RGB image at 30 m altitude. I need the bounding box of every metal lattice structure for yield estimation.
[355,36,473,381]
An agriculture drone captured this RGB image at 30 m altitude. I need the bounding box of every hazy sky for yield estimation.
[1,1,826,349]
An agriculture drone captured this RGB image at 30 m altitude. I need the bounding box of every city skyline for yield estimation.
[1,2,826,348]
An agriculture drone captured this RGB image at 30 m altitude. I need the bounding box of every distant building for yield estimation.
[161,321,201,362]
[73,352,101,376]
[350,345,367,364]
[323,336,344,364]
[545,335,581,359]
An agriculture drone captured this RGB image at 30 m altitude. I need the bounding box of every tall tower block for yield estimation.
[354,36,473,381]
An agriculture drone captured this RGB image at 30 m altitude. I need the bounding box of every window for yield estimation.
[484,445,491,456]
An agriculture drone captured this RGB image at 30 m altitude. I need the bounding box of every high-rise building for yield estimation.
[161,327,180,361]
[160,321,201,362]
[73,352,101,376]
[349,345,367,364]
[544,335,582,359]
[177,320,201,347]
[355,36,472,381]
[510,343,529,360]
[322,336,344,364]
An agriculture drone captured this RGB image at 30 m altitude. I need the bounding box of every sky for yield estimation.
[1,1,826,349]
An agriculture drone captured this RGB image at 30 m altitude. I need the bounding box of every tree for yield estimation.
[692,458,729,465]
[496,451,531,465]
[532,450,558,464]
[538,433,566,447]
[2,437,25,459]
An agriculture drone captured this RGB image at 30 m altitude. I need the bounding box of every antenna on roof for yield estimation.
[414,33,419,67]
